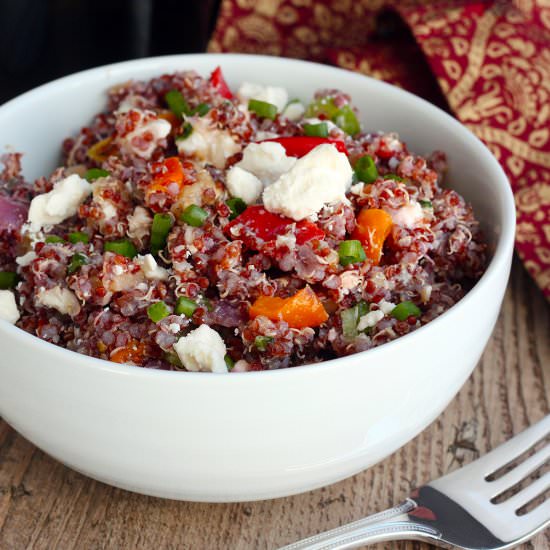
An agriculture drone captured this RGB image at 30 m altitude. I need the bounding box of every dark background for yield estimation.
[0,0,221,104]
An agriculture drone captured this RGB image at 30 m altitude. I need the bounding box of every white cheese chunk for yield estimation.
[126,117,171,159]
[28,174,92,231]
[168,323,181,334]
[254,130,279,141]
[232,359,250,372]
[91,180,118,220]
[177,116,240,169]
[390,202,424,228]
[115,94,142,113]
[283,101,305,121]
[0,290,20,324]
[16,251,37,267]
[237,82,288,112]
[420,285,432,304]
[357,310,384,332]
[226,166,263,204]
[36,286,81,317]
[236,141,296,186]
[136,254,169,281]
[378,300,396,315]
[262,144,352,221]
[128,206,153,241]
[173,324,228,373]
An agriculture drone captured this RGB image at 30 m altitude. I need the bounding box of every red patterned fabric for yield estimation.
[209,0,550,298]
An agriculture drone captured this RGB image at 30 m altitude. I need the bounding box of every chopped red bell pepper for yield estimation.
[225,205,324,249]
[209,66,233,99]
[262,137,348,157]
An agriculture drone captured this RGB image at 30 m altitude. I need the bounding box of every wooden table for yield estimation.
[0,257,548,550]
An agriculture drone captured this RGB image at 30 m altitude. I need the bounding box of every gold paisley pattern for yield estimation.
[208,0,550,299]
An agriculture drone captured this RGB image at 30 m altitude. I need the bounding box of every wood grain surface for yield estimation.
[0,256,548,550]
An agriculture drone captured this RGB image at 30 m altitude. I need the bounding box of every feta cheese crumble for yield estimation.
[16,251,37,267]
[226,166,263,205]
[357,309,384,331]
[237,82,288,112]
[0,290,20,324]
[27,174,92,231]
[92,179,118,220]
[173,324,228,373]
[262,144,353,221]
[176,116,240,169]
[36,286,81,317]
[136,254,169,280]
[127,206,152,241]
[236,142,296,186]
[390,202,424,228]
[378,300,396,315]
[124,116,171,160]
[283,101,305,121]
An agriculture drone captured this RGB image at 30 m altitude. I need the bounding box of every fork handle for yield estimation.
[279,499,443,550]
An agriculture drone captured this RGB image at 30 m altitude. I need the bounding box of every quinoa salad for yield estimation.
[0,67,486,372]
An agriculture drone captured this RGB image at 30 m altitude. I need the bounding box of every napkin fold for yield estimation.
[209,0,550,299]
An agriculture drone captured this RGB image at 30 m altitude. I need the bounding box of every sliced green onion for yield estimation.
[333,105,360,136]
[341,301,369,339]
[84,168,109,182]
[192,103,210,116]
[180,204,208,227]
[341,308,358,339]
[385,173,404,182]
[338,240,366,266]
[303,122,328,138]
[175,296,198,317]
[248,99,278,120]
[224,354,235,370]
[165,89,190,118]
[68,232,90,244]
[67,253,88,275]
[164,351,183,368]
[45,235,65,244]
[0,271,18,289]
[356,301,369,318]
[104,239,138,258]
[305,97,339,119]
[354,155,378,184]
[419,200,433,208]
[175,122,193,141]
[147,301,171,323]
[150,213,173,255]
[226,197,247,220]
[391,301,421,321]
[305,96,359,135]
[254,335,274,351]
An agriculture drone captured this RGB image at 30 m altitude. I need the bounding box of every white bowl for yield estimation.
[0,54,515,502]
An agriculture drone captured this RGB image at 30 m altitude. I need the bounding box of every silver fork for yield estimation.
[280,415,550,550]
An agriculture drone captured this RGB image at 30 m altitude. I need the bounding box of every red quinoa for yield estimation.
[0,69,486,371]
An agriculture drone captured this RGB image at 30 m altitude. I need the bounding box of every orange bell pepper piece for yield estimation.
[146,156,189,198]
[110,339,147,366]
[352,207,393,265]
[249,286,328,329]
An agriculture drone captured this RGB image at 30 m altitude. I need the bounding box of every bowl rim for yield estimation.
[0,53,516,380]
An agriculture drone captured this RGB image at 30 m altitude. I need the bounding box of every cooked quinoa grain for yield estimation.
[0,68,486,372]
